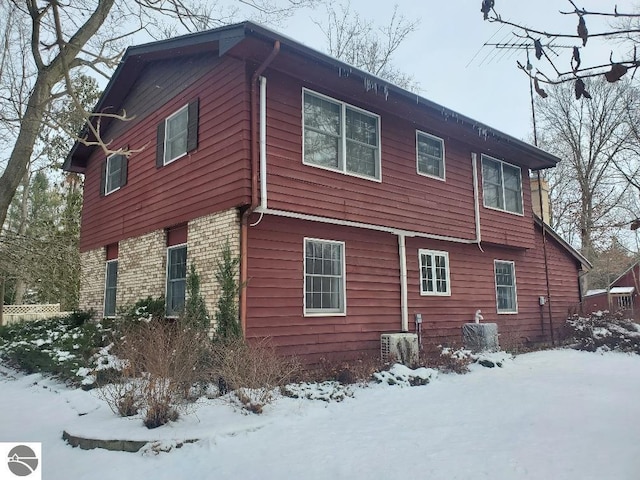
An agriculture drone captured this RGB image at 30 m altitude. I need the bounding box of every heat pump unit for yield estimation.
[381,333,419,365]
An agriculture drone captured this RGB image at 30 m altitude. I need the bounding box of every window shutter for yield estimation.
[156,121,165,168]
[120,154,128,187]
[186,98,199,153]
[100,160,107,196]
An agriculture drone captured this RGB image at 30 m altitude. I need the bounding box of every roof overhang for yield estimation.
[64,21,562,173]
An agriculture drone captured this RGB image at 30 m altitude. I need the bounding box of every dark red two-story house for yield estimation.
[64,22,590,363]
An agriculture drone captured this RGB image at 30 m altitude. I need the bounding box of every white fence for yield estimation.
[1,304,71,325]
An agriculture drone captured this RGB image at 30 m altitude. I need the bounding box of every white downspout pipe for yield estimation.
[399,233,409,332]
[260,75,268,209]
[471,153,483,249]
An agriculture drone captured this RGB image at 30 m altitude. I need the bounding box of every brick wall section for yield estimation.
[77,209,240,321]
[118,230,166,308]
[79,248,105,318]
[188,208,241,326]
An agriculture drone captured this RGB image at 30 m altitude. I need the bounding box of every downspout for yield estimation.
[399,234,409,332]
[471,153,483,250]
[240,40,281,337]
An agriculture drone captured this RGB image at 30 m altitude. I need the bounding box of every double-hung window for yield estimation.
[166,244,187,317]
[304,238,346,315]
[101,153,128,196]
[104,260,118,317]
[416,131,445,180]
[419,249,450,295]
[482,155,523,214]
[157,99,199,167]
[303,90,381,181]
[494,260,517,313]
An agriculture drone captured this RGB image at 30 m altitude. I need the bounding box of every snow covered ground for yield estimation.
[1,349,640,480]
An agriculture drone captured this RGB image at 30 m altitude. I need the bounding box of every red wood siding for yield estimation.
[79,55,251,252]
[262,67,534,248]
[405,226,580,346]
[246,215,401,364]
[246,215,581,363]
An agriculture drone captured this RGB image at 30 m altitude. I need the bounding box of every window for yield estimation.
[101,153,127,196]
[166,245,187,317]
[416,131,445,180]
[482,155,523,214]
[104,260,118,317]
[303,90,381,181]
[494,260,517,313]
[304,238,346,315]
[617,295,632,310]
[156,99,199,167]
[419,249,450,295]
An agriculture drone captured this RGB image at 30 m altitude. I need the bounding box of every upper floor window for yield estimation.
[101,153,127,196]
[482,155,523,215]
[304,238,346,315]
[303,89,381,181]
[156,98,199,167]
[419,249,450,296]
[416,131,445,180]
[494,260,517,313]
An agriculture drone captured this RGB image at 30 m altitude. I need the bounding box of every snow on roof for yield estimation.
[584,287,634,297]
[610,286,635,294]
[585,289,606,297]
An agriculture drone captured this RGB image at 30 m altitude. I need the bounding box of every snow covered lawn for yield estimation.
[1,349,640,480]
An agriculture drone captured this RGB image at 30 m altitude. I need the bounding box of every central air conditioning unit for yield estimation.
[381,333,419,365]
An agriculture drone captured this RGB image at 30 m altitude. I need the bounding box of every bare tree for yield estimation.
[313,2,419,91]
[536,78,639,287]
[480,1,640,96]
[0,0,320,232]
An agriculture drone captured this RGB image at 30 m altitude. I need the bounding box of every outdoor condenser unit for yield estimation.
[380,333,419,365]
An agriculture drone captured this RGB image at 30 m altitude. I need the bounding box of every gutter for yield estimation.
[240,40,280,337]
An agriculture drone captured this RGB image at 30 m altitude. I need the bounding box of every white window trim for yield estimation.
[416,130,446,182]
[165,243,188,318]
[103,259,118,318]
[302,88,382,183]
[481,154,524,217]
[163,104,189,166]
[418,249,451,296]
[104,153,122,196]
[494,259,518,314]
[303,237,347,317]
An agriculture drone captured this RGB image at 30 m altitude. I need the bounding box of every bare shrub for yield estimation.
[99,378,141,417]
[418,342,473,374]
[566,311,640,354]
[308,354,384,384]
[213,337,300,413]
[110,319,213,428]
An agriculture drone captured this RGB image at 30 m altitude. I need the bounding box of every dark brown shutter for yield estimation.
[120,154,128,188]
[100,160,107,196]
[156,120,165,168]
[186,98,199,153]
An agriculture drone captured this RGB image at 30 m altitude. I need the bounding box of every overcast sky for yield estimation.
[282,0,634,143]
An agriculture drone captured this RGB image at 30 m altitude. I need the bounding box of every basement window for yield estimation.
[303,89,381,181]
[104,260,118,318]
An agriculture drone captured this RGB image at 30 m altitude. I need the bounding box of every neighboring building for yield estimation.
[64,22,590,363]
[584,262,640,318]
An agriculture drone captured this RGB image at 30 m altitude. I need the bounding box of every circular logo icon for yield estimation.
[7,445,39,477]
